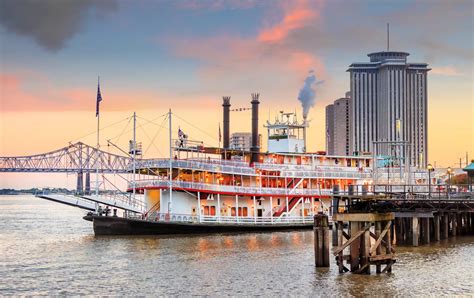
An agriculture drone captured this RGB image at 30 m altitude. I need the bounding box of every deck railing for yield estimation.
[133,179,338,196]
[134,158,374,179]
[140,212,318,225]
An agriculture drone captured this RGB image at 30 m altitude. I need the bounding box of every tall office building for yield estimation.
[348,51,430,167]
[326,92,351,156]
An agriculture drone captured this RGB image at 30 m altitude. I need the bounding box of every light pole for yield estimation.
[427,164,434,198]
[447,167,453,198]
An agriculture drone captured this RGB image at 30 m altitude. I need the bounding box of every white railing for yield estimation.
[135,158,374,179]
[142,212,316,225]
[280,169,372,179]
[135,159,255,175]
[133,179,338,196]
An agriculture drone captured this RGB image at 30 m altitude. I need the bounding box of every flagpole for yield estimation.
[168,109,173,216]
[95,77,100,208]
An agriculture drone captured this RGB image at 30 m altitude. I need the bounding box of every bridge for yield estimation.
[0,142,132,193]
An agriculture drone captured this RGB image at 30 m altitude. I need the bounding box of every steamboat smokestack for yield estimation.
[222,96,231,152]
[251,93,260,164]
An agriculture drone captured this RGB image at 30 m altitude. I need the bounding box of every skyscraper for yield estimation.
[347,51,430,167]
[326,92,350,156]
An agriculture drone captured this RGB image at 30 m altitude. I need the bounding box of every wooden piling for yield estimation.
[442,213,449,239]
[412,217,419,247]
[422,218,430,244]
[375,221,382,273]
[451,214,457,236]
[350,222,360,272]
[332,213,395,275]
[314,213,330,267]
[433,214,440,241]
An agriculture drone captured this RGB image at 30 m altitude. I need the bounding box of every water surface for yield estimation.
[1,195,473,296]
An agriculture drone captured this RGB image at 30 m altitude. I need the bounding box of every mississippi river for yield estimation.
[1,195,473,296]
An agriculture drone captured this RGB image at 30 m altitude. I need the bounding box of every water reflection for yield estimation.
[0,196,473,296]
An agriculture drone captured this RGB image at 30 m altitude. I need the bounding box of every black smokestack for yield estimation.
[251,93,260,164]
[222,96,231,151]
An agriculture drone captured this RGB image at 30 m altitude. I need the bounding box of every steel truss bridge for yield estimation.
[0,142,132,192]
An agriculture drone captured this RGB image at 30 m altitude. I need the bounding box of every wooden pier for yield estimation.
[314,193,474,274]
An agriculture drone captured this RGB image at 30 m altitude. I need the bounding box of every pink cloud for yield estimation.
[0,71,219,112]
[166,0,327,94]
[258,0,321,43]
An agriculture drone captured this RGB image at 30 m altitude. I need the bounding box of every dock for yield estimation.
[314,193,474,274]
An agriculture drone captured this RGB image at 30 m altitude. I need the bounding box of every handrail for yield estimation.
[141,212,317,225]
[134,158,374,179]
[133,179,340,196]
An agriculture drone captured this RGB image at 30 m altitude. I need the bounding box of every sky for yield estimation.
[0,0,473,188]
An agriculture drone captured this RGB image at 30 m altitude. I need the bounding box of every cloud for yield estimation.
[430,66,463,76]
[258,0,321,43]
[0,0,118,52]
[177,0,260,11]
[0,71,219,112]
[165,0,327,102]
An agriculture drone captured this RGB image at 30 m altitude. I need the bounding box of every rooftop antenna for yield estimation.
[387,23,390,51]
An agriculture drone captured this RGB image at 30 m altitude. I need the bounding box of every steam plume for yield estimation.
[297,70,323,119]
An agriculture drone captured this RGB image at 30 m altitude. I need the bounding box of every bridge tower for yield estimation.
[76,142,84,195]
[84,146,91,195]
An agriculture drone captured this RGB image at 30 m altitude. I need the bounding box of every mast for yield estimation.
[168,109,173,214]
[132,112,136,207]
[95,77,101,202]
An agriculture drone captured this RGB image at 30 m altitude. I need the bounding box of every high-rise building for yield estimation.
[347,51,430,167]
[230,132,261,151]
[325,92,351,156]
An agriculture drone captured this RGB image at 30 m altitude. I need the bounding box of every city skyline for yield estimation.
[1,0,473,188]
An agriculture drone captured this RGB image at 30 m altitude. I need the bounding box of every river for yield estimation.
[0,195,473,296]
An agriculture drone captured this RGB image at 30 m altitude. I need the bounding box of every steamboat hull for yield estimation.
[84,215,313,235]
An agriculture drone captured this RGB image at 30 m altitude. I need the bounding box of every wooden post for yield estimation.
[375,221,382,273]
[433,214,440,241]
[361,222,371,274]
[332,213,395,275]
[451,214,457,236]
[442,213,449,239]
[457,213,463,235]
[314,213,330,267]
[350,222,360,272]
[337,221,344,273]
[332,222,339,246]
[412,217,419,247]
[384,220,393,273]
[422,218,430,244]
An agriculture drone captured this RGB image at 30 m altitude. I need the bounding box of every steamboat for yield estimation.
[38,94,429,235]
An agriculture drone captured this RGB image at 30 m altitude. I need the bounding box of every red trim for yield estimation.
[128,186,331,199]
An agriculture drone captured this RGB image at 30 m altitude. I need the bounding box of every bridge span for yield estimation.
[0,142,133,193]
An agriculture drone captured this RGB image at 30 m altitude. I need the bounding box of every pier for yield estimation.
[314,193,474,274]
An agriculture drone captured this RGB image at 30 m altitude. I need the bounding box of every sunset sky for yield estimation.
[1,0,473,188]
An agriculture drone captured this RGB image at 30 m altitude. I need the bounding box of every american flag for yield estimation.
[96,78,103,117]
[218,123,221,143]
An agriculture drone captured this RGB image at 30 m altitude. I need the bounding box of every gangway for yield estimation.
[36,192,144,214]
[80,195,143,213]
[36,193,96,211]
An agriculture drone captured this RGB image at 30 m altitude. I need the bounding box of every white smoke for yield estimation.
[297,70,323,119]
